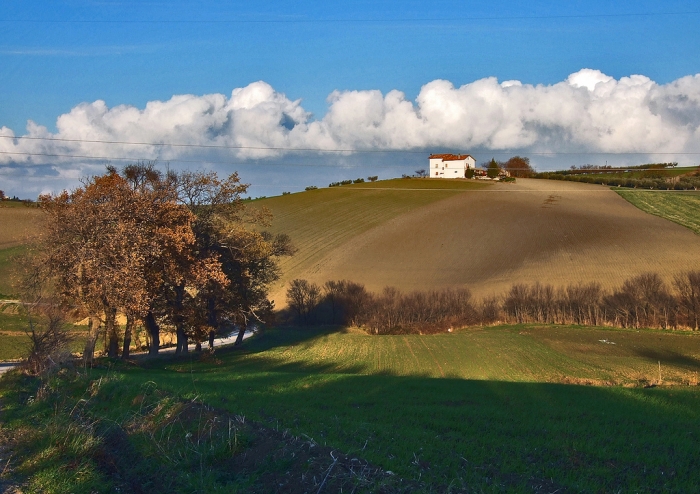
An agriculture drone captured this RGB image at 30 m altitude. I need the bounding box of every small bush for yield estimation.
[24,307,74,376]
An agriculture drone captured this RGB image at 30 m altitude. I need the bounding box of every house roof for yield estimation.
[429,154,475,161]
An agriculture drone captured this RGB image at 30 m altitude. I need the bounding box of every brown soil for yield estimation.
[272,179,700,301]
[0,207,42,249]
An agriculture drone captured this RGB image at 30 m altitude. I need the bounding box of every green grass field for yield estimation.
[2,325,700,491]
[567,166,697,180]
[135,327,700,490]
[3,180,700,490]
[616,189,700,234]
[0,246,28,298]
[42,326,700,491]
[0,306,90,360]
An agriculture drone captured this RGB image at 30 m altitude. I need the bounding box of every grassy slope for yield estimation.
[562,165,698,180]
[0,203,42,298]
[616,189,700,235]
[49,326,700,492]
[0,203,42,250]
[259,179,490,299]
[0,246,28,298]
[263,178,700,302]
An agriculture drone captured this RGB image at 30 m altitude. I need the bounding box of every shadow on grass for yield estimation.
[117,338,700,493]
[632,348,700,370]
[133,325,344,361]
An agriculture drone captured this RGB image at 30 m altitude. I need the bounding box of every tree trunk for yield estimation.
[173,285,188,355]
[122,314,135,359]
[83,316,101,366]
[234,325,246,346]
[106,307,119,358]
[207,296,218,351]
[176,326,188,354]
[145,310,160,355]
[208,329,216,350]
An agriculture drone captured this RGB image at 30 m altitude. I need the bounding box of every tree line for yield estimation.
[536,169,700,190]
[21,163,295,364]
[285,272,700,334]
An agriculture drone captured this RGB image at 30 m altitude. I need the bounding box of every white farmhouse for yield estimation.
[429,154,477,178]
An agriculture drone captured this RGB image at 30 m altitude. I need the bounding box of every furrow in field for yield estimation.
[265,179,700,302]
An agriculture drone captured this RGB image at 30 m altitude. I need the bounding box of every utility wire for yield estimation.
[1,12,699,24]
[0,151,417,168]
[1,137,698,157]
[0,135,421,154]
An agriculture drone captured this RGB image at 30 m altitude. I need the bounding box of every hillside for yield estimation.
[0,203,43,297]
[4,325,699,492]
[261,178,700,304]
[0,202,42,249]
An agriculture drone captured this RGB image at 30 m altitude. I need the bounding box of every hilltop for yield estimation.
[259,178,700,304]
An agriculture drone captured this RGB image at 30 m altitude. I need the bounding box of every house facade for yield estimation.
[429,154,477,178]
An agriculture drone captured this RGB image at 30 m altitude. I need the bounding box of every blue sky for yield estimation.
[2,1,700,197]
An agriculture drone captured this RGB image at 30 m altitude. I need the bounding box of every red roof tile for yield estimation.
[429,153,474,161]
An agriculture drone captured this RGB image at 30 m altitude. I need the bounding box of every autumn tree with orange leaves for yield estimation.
[169,168,295,350]
[37,164,292,361]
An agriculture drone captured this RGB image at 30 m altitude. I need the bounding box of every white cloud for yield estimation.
[2,69,700,170]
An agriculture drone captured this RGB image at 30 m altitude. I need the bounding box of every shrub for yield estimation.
[286,279,321,324]
[24,305,74,376]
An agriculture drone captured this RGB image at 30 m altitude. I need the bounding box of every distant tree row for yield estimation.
[286,271,700,333]
[536,168,700,190]
[23,163,295,362]
[568,163,678,172]
[476,156,535,178]
[328,176,378,187]
[0,190,34,204]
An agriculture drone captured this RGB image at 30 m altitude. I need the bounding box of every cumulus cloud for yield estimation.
[2,69,700,171]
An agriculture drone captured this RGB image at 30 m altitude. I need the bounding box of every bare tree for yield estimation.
[286,279,321,324]
[674,271,700,330]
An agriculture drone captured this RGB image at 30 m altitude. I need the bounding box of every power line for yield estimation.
[1,12,698,24]
[0,151,417,168]
[0,135,421,154]
[1,136,699,157]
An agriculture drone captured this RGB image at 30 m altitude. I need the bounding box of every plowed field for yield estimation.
[262,178,700,303]
[0,203,42,249]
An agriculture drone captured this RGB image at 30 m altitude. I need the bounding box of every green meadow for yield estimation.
[4,325,698,492]
[616,189,700,235]
[2,181,700,491]
[570,166,696,180]
[0,245,27,299]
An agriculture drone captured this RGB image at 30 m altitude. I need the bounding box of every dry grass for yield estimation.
[260,179,490,302]
[0,204,43,249]
[263,178,700,303]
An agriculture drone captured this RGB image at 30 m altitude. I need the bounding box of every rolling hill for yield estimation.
[260,178,700,304]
